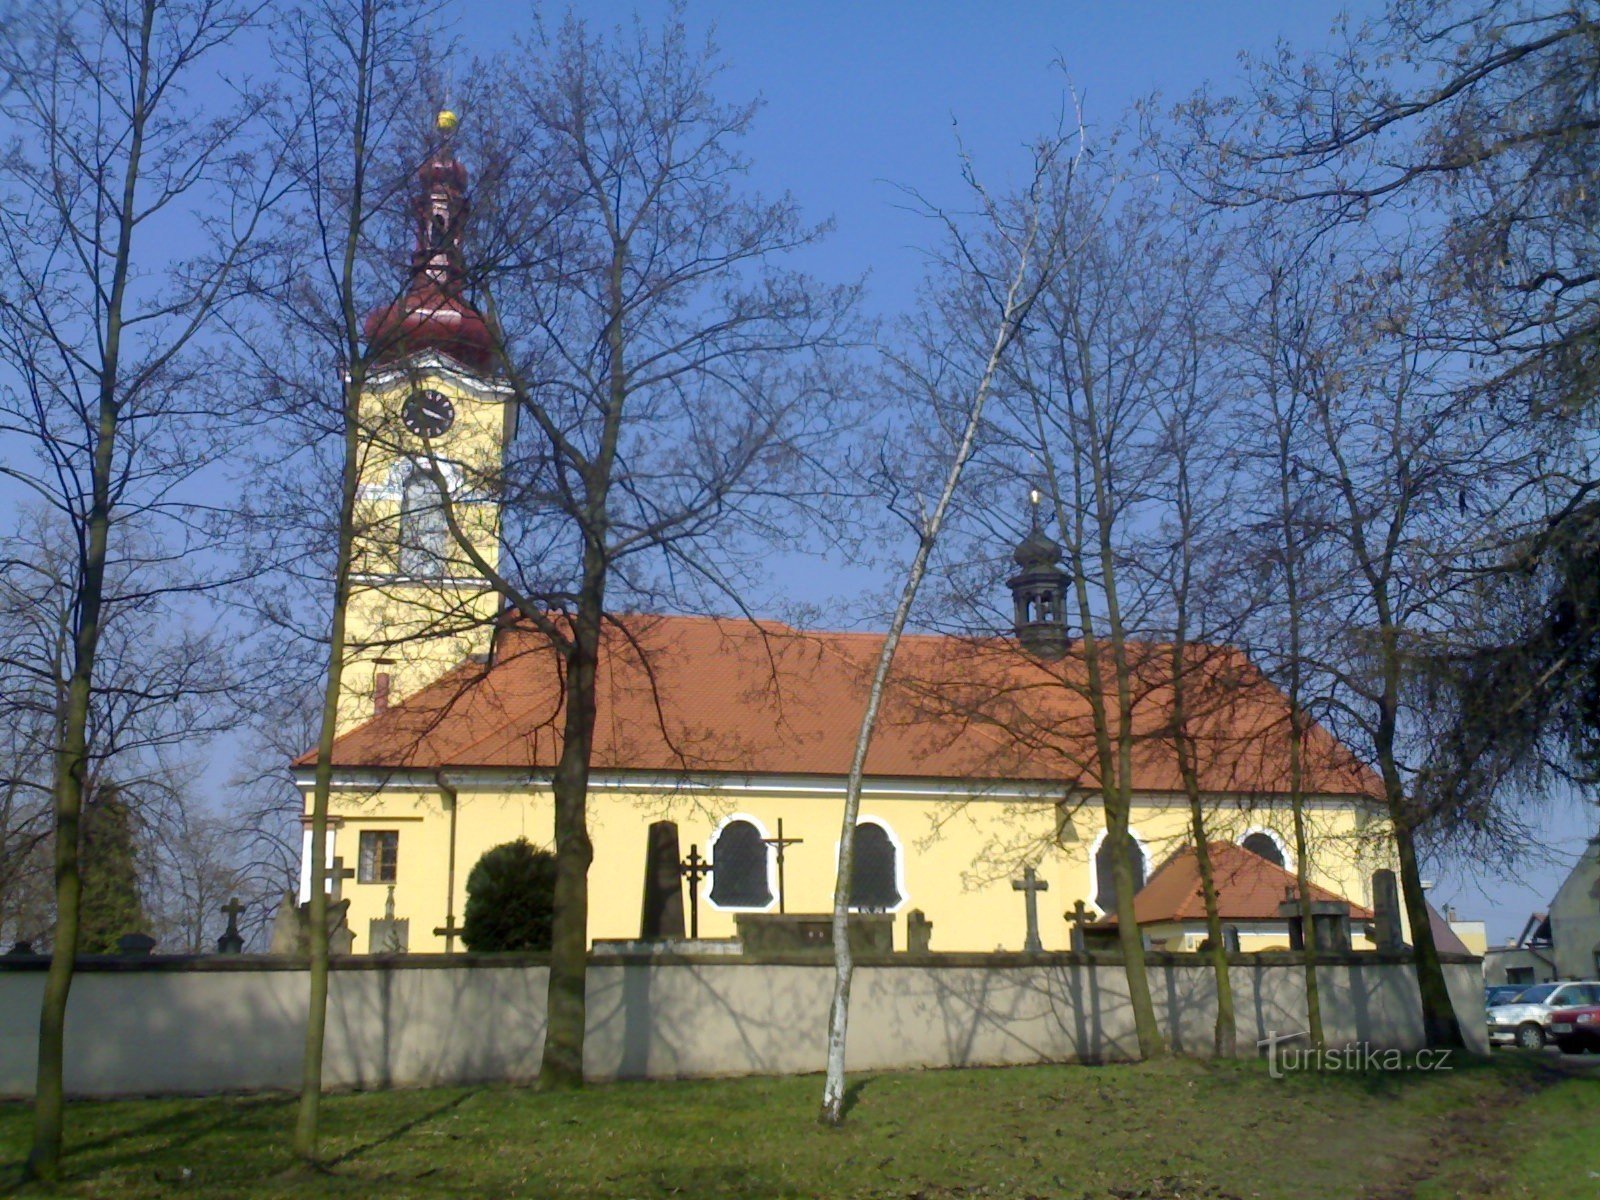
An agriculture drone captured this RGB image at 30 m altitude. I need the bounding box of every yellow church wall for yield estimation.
[312,778,1394,956]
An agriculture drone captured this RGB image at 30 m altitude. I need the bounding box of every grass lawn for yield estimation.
[1,1055,1595,1199]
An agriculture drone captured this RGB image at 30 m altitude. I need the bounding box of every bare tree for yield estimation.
[417,11,859,1090]
[1164,0,1600,876]
[245,0,448,1163]
[1003,165,1199,1061]
[818,120,1078,1125]
[0,0,274,1168]
[1146,225,1242,1056]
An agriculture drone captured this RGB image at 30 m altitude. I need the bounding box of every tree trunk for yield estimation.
[26,3,153,1181]
[1289,771,1325,1050]
[293,370,364,1161]
[539,605,600,1089]
[820,207,1046,1123]
[1393,816,1464,1048]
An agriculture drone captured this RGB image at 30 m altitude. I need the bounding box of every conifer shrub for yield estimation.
[462,838,557,952]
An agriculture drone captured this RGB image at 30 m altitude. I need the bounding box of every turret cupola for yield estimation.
[364,110,494,372]
[1009,491,1070,660]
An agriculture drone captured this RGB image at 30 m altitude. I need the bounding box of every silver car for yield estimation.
[1487,981,1600,1049]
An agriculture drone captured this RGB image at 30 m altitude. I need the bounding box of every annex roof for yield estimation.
[306,614,1383,798]
[1104,841,1374,925]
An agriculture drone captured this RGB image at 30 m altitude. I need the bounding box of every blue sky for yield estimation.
[456,2,1386,318]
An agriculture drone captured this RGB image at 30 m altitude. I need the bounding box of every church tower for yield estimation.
[1009,494,1071,661]
[339,113,513,731]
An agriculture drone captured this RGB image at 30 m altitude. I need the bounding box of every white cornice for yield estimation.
[357,351,514,398]
[289,765,1380,811]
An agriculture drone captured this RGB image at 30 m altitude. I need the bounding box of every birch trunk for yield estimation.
[819,205,1049,1126]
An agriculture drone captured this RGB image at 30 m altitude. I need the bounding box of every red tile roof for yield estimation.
[1104,841,1373,925]
[307,614,1383,798]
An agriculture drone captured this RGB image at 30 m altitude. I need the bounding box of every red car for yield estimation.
[1547,1004,1600,1054]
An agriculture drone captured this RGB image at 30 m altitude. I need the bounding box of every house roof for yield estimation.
[306,613,1384,798]
[1424,902,1473,957]
[1101,841,1373,925]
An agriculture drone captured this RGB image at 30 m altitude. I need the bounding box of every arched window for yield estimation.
[398,465,449,577]
[709,820,771,908]
[1241,831,1287,868]
[1094,832,1145,915]
[849,822,901,910]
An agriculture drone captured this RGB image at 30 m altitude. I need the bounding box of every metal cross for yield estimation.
[762,819,804,914]
[680,844,713,940]
[1012,865,1050,953]
[1067,898,1093,953]
[433,918,466,953]
[327,856,357,903]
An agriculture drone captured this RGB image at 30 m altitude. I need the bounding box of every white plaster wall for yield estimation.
[0,957,1486,1099]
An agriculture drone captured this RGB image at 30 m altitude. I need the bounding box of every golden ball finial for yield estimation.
[436,109,458,132]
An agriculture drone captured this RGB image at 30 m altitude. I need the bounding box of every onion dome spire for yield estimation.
[364,110,493,372]
[1008,487,1071,660]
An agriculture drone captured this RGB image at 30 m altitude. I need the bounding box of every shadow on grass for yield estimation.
[1,1095,297,1196]
[839,1077,870,1121]
[325,1088,481,1168]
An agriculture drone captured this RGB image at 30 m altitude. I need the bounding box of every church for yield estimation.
[292,128,1398,957]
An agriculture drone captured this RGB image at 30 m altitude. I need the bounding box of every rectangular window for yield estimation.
[358,830,399,884]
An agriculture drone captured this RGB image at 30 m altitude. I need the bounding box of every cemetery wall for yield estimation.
[0,953,1488,1099]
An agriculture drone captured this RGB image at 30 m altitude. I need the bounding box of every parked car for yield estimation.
[1548,1004,1600,1054]
[1485,984,1526,1009]
[1487,981,1600,1049]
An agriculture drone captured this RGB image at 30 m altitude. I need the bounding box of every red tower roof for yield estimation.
[364,123,493,372]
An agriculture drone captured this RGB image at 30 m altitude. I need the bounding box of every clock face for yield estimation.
[401,389,455,438]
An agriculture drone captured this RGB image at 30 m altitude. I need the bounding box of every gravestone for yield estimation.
[268,889,355,956]
[905,908,933,954]
[639,820,686,939]
[369,884,409,953]
[216,898,246,954]
[1067,899,1094,953]
[1222,924,1241,953]
[1371,869,1403,951]
[1011,865,1049,953]
[1279,891,1353,953]
[734,912,893,957]
[116,932,156,956]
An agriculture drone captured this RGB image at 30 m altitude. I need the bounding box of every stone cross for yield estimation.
[433,917,465,953]
[680,844,713,939]
[1068,899,1093,953]
[327,857,356,903]
[762,819,804,914]
[1012,865,1050,953]
[216,897,246,954]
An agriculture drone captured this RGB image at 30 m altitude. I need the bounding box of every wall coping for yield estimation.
[0,949,1482,973]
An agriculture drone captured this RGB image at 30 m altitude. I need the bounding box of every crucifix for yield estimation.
[1067,899,1093,954]
[1012,865,1049,953]
[762,819,804,913]
[679,844,713,940]
[216,897,246,954]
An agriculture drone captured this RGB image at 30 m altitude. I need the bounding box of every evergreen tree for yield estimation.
[78,786,145,954]
[462,839,557,953]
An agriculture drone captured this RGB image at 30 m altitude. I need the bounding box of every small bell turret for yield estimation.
[1008,489,1070,660]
